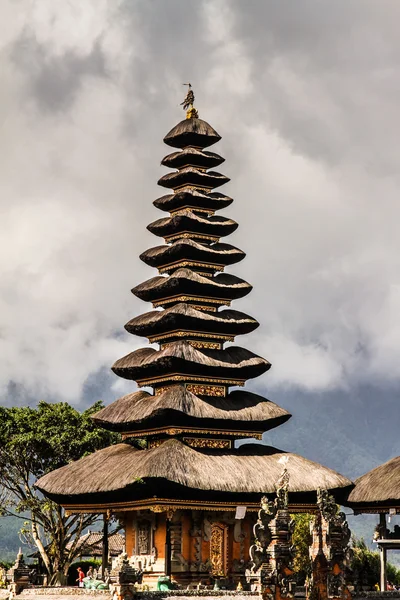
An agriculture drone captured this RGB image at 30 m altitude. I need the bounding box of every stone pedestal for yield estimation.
[109,552,141,600]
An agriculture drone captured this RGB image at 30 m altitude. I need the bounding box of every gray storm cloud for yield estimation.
[1,0,400,405]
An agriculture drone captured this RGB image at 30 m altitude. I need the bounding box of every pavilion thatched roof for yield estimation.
[347,456,400,512]
[36,439,353,508]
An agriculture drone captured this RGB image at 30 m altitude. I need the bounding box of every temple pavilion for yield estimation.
[347,456,400,591]
[36,89,352,587]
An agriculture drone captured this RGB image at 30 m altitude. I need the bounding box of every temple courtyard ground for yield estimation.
[2,591,400,600]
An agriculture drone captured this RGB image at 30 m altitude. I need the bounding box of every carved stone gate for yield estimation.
[249,480,352,600]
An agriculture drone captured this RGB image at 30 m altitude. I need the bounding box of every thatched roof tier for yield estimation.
[157,167,229,191]
[163,118,221,149]
[161,148,225,170]
[347,456,400,512]
[91,386,291,435]
[139,239,245,271]
[132,269,252,304]
[154,190,233,213]
[112,341,270,383]
[125,303,258,339]
[147,211,238,240]
[36,439,353,509]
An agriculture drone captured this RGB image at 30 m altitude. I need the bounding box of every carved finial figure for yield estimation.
[181,83,198,119]
[317,488,338,522]
[275,459,290,510]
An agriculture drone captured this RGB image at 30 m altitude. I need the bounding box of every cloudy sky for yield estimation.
[1,1,400,470]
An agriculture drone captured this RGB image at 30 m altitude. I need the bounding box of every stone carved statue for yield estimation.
[249,496,277,574]
[249,465,295,598]
[181,83,198,119]
[309,489,352,600]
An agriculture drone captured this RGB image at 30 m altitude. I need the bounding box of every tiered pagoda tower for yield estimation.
[37,90,352,587]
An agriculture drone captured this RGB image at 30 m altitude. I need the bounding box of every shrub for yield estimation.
[67,559,102,586]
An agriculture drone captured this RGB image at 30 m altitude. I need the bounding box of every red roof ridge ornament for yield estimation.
[181,83,199,119]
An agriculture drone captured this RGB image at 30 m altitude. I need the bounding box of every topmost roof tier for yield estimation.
[163,118,221,149]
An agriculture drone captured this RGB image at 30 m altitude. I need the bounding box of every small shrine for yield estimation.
[7,549,31,596]
[36,88,352,589]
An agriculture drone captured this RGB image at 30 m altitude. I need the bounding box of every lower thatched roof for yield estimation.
[112,341,270,383]
[347,456,400,511]
[36,439,353,506]
[91,385,291,434]
[124,303,258,338]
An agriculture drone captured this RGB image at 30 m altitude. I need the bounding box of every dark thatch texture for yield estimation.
[347,456,400,508]
[164,118,221,149]
[153,190,233,213]
[158,167,229,190]
[36,439,353,501]
[161,148,225,170]
[112,341,270,382]
[125,303,258,338]
[91,385,291,433]
[140,239,245,269]
[147,211,238,239]
[132,269,252,303]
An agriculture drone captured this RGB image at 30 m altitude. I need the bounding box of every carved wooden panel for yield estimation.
[170,523,183,559]
[137,521,151,555]
[210,522,229,576]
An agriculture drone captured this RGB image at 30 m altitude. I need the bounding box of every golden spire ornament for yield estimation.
[181,83,198,119]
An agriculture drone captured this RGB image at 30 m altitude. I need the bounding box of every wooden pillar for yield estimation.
[165,517,172,576]
[124,514,135,556]
[102,513,109,576]
[379,545,387,591]
[379,513,387,592]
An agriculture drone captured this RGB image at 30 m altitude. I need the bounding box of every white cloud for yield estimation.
[1,0,400,404]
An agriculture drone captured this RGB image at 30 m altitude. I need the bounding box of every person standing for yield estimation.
[86,566,93,579]
[76,567,85,587]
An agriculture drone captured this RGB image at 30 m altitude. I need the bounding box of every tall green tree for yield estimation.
[0,401,120,585]
[351,538,400,589]
[291,513,313,583]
